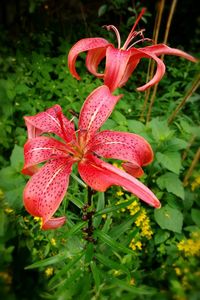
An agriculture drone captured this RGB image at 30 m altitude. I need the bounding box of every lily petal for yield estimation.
[23,158,73,229]
[86,47,107,78]
[24,105,75,142]
[143,44,197,62]
[78,155,160,208]
[22,136,70,175]
[42,217,66,230]
[118,58,140,88]
[135,50,166,91]
[78,86,122,142]
[104,46,131,92]
[68,38,110,80]
[89,130,153,177]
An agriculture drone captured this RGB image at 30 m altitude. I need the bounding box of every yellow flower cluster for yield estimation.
[177,232,200,257]
[129,239,142,251]
[50,238,57,246]
[128,201,153,240]
[45,267,54,277]
[34,216,42,228]
[191,175,200,191]
[4,207,14,214]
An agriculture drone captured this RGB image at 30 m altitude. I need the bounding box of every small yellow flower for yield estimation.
[45,267,54,277]
[116,190,124,197]
[129,238,142,251]
[34,217,42,228]
[191,175,200,191]
[174,267,182,276]
[102,214,107,219]
[130,278,135,285]
[113,270,122,276]
[177,232,200,257]
[50,238,56,246]
[4,208,14,214]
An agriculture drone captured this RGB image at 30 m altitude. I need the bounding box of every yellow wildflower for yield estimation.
[130,278,135,285]
[127,200,140,216]
[50,238,56,246]
[4,208,14,214]
[116,199,128,212]
[45,267,54,277]
[191,175,200,191]
[34,216,42,228]
[116,190,124,197]
[102,214,107,219]
[129,238,142,251]
[177,232,200,257]
[174,267,182,276]
[113,270,122,276]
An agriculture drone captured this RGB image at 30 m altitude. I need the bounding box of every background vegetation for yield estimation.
[0,0,199,299]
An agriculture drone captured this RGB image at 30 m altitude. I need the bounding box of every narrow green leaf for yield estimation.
[68,194,84,208]
[94,230,133,254]
[112,278,156,295]
[85,243,94,264]
[25,252,67,269]
[95,198,133,216]
[70,172,87,188]
[66,221,85,237]
[95,253,130,277]
[90,261,101,291]
[48,252,84,287]
[93,192,105,227]
[109,217,135,239]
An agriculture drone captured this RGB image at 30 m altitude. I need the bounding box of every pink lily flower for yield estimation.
[22,85,160,230]
[68,8,197,92]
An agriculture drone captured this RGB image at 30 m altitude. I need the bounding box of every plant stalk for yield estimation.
[140,0,165,120]
[183,148,200,186]
[146,0,177,123]
[168,75,200,124]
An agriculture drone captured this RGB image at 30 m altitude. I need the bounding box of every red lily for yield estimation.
[68,8,197,92]
[22,85,160,230]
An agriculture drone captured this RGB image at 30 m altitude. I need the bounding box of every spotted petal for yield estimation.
[86,47,107,78]
[24,158,73,229]
[143,44,197,62]
[104,46,131,92]
[78,155,160,208]
[89,130,153,177]
[78,85,122,142]
[24,105,75,142]
[118,57,140,88]
[22,136,70,175]
[132,49,166,91]
[68,38,110,80]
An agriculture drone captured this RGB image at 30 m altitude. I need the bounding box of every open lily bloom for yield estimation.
[68,9,197,92]
[22,85,160,230]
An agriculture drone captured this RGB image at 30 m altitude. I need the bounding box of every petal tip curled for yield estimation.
[42,216,66,230]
